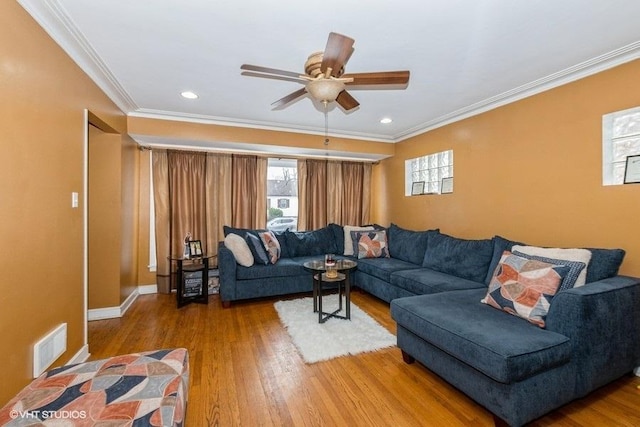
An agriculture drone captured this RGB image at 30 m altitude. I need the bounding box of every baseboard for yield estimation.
[138,284,158,295]
[87,284,157,321]
[67,344,90,365]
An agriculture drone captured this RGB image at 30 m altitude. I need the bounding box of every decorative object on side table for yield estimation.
[189,239,203,257]
[623,154,640,184]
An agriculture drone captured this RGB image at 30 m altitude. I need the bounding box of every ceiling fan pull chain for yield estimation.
[324,101,329,146]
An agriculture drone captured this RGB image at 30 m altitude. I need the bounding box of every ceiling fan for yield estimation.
[241,32,410,112]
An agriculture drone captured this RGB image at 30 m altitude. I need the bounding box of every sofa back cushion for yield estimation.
[584,247,626,283]
[388,224,438,265]
[422,232,494,283]
[285,226,337,257]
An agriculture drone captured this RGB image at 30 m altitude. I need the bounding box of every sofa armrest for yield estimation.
[546,275,640,395]
[218,242,237,302]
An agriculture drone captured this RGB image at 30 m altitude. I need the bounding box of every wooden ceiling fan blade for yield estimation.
[336,90,359,111]
[343,70,410,87]
[321,32,355,77]
[241,71,306,84]
[241,64,301,79]
[271,88,307,109]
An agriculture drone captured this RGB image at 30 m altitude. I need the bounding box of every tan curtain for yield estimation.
[168,151,207,257]
[152,150,171,292]
[205,153,232,263]
[231,155,267,229]
[326,161,343,224]
[255,157,268,228]
[302,159,328,230]
[297,159,308,230]
[297,159,371,229]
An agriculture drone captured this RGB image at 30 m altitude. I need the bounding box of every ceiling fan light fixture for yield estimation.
[306,79,344,102]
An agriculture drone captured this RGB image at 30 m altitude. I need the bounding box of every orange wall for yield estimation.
[379,59,640,277]
[0,1,134,404]
[88,126,122,308]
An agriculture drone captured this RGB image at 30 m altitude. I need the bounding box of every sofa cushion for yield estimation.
[390,268,486,296]
[245,233,269,265]
[512,251,587,291]
[422,232,494,282]
[351,229,390,259]
[513,245,592,287]
[391,289,572,384]
[224,233,254,267]
[259,230,281,264]
[356,257,420,283]
[327,223,345,255]
[223,225,289,258]
[482,251,570,328]
[236,258,307,280]
[485,235,526,285]
[584,247,626,283]
[388,224,438,265]
[285,226,337,257]
[343,225,375,256]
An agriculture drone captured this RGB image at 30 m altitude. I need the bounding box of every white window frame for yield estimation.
[405,150,454,196]
[602,106,640,186]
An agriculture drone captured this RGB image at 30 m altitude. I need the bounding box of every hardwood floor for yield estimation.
[88,291,640,426]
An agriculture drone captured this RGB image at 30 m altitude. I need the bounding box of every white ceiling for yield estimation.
[18,0,640,146]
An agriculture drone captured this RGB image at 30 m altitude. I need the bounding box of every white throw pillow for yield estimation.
[224,233,254,267]
[512,245,592,287]
[343,225,374,256]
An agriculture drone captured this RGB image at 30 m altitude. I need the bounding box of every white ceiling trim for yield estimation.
[19,0,640,144]
[129,109,396,143]
[131,134,389,162]
[395,40,640,142]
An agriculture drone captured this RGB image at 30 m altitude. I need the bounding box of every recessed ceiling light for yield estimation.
[380,117,393,124]
[181,91,198,99]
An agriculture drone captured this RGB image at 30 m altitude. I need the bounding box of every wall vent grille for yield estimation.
[33,323,67,378]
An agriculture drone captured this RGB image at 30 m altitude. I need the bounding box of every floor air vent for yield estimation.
[33,323,67,378]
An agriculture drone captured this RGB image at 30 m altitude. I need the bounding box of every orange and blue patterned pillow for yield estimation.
[351,230,390,259]
[481,251,570,328]
[259,230,281,264]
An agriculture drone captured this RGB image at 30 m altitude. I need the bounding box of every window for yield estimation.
[277,198,290,209]
[405,150,453,195]
[267,159,298,231]
[603,106,640,185]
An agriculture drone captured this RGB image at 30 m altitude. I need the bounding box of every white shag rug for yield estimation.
[274,296,396,364]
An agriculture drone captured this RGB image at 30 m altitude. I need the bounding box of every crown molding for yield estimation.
[129,109,397,143]
[18,0,138,113]
[394,41,640,142]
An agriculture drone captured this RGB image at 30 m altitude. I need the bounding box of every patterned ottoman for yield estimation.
[0,348,189,426]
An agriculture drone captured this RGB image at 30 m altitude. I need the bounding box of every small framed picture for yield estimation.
[411,181,425,195]
[189,240,203,257]
[441,177,454,194]
[623,155,640,184]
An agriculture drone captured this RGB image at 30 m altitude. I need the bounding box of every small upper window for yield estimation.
[602,106,640,185]
[405,150,453,195]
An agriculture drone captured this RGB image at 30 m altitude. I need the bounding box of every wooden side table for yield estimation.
[169,255,213,308]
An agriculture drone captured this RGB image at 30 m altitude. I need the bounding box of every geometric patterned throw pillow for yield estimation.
[481,251,570,328]
[258,230,281,264]
[351,230,390,259]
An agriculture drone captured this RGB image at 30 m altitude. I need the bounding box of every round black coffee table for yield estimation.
[303,259,358,323]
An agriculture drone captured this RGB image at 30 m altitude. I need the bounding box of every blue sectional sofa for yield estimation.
[218,223,640,426]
